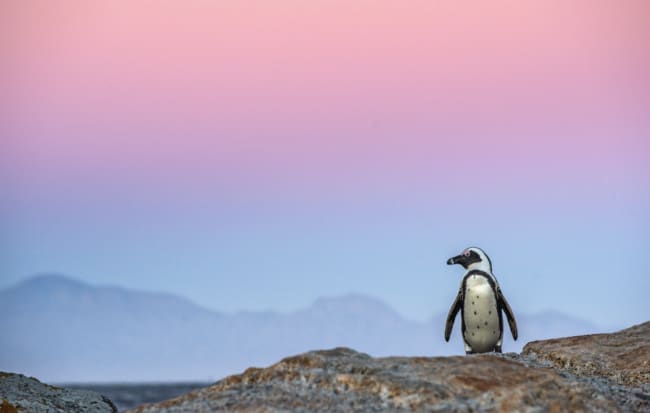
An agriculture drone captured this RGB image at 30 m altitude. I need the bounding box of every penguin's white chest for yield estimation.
[463,275,500,352]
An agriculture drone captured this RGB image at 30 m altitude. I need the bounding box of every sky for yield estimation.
[1,0,649,327]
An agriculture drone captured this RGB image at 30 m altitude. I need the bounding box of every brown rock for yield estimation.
[523,321,650,387]
[1,399,18,413]
[129,348,621,413]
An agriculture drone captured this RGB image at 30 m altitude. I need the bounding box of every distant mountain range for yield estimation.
[0,274,611,383]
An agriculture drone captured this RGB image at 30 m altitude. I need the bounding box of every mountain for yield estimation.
[0,274,609,382]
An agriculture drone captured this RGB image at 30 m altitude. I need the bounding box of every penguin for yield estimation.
[444,247,518,354]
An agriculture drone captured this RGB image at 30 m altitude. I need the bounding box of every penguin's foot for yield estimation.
[465,350,475,355]
[494,345,502,353]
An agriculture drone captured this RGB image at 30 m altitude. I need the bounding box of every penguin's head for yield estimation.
[447,247,493,272]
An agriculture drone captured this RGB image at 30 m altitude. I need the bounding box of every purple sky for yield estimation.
[2,1,649,326]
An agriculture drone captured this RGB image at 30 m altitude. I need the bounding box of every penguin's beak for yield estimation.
[447,255,462,265]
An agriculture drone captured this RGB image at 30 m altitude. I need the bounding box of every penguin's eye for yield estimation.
[463,250,471,257]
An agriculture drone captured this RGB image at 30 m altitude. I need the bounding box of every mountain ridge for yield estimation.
[0,274,611,382]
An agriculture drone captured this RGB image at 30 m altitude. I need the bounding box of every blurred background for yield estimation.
[1,0,649,390]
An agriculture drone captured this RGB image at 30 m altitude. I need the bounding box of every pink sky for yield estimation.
[1,1,649,324]
[3,1,649,201]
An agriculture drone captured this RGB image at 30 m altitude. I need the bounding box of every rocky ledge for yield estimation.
[0,372,117,413]
[129,322,650,413]
[523,321,650,387]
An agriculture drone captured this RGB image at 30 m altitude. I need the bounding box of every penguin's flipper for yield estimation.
[498,288,518,340]
[444,289,463,341]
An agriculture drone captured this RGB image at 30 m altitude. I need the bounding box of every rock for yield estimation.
[128,323,650,412]
[7,322,648,412]
[523,321,650,387]
[128,347,627,412]
[0,372,116,413]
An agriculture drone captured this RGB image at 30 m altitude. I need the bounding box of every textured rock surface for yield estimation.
[0,372,116,413]
[523,321,650,387]
[129,322,650,413]
[5,323,647,412]
[128,350,618,412]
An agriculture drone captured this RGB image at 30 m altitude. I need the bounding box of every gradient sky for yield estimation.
[2,1,649,327]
